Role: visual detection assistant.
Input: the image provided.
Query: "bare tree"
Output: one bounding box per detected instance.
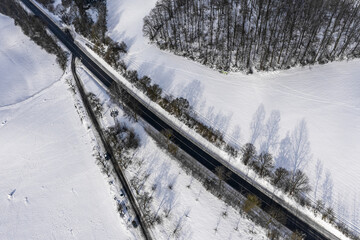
[261,110,281,153]
[289,119,312,175]
[250,104,266,145]
[322,207,335,223]
[87,92,103,118]
[241,143,257,166]
[286,170,311,196]
[321,170,333,207]
[138,191,153,211]
[253,152,274,178]
[272,167,290,190]
[314,159,323,200]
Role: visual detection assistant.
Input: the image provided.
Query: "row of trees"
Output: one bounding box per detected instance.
[241,143,311,198]
[248,105,312,177]
[47,0,109,43]
[109,69,239,154]
[56,0,131,71]
[0,0,68,70]
[144,0,360,71]
[247,105,360,239]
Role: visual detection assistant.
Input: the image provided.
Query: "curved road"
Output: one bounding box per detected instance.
[20,0,339,239]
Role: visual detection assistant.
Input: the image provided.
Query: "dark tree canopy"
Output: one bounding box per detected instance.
[144,0,360,72]
[241,143,257,166]
[253,152,274,177]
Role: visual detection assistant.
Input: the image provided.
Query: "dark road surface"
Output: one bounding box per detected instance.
[21,0,339,239]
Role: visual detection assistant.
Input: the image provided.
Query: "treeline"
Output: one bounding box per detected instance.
[36,0,119,68]
[108,68,239,157]
[241,143,313,202]
[41,0,108,43]
[54,0,126,68]
[65,0,107,42]
[88,25,234,154]
[143,0,360,72]
[0,0,67,70]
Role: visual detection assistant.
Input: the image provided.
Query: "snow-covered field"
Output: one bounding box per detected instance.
[0,14,136,239]
[77,65,271,240]
[0,16,61,107]
[106,0,360,228]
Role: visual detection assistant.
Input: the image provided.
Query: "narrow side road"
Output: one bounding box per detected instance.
[71,56,152,240]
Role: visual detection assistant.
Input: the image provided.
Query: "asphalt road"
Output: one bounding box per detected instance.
[20,0,338,239]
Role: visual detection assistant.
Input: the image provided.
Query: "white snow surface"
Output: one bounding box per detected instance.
[106,0,360,221]
[0,14,62,107]
[0,14,135,240]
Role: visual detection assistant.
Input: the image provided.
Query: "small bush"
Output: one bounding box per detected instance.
[290,230,304,240]
[242,194,260,213]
